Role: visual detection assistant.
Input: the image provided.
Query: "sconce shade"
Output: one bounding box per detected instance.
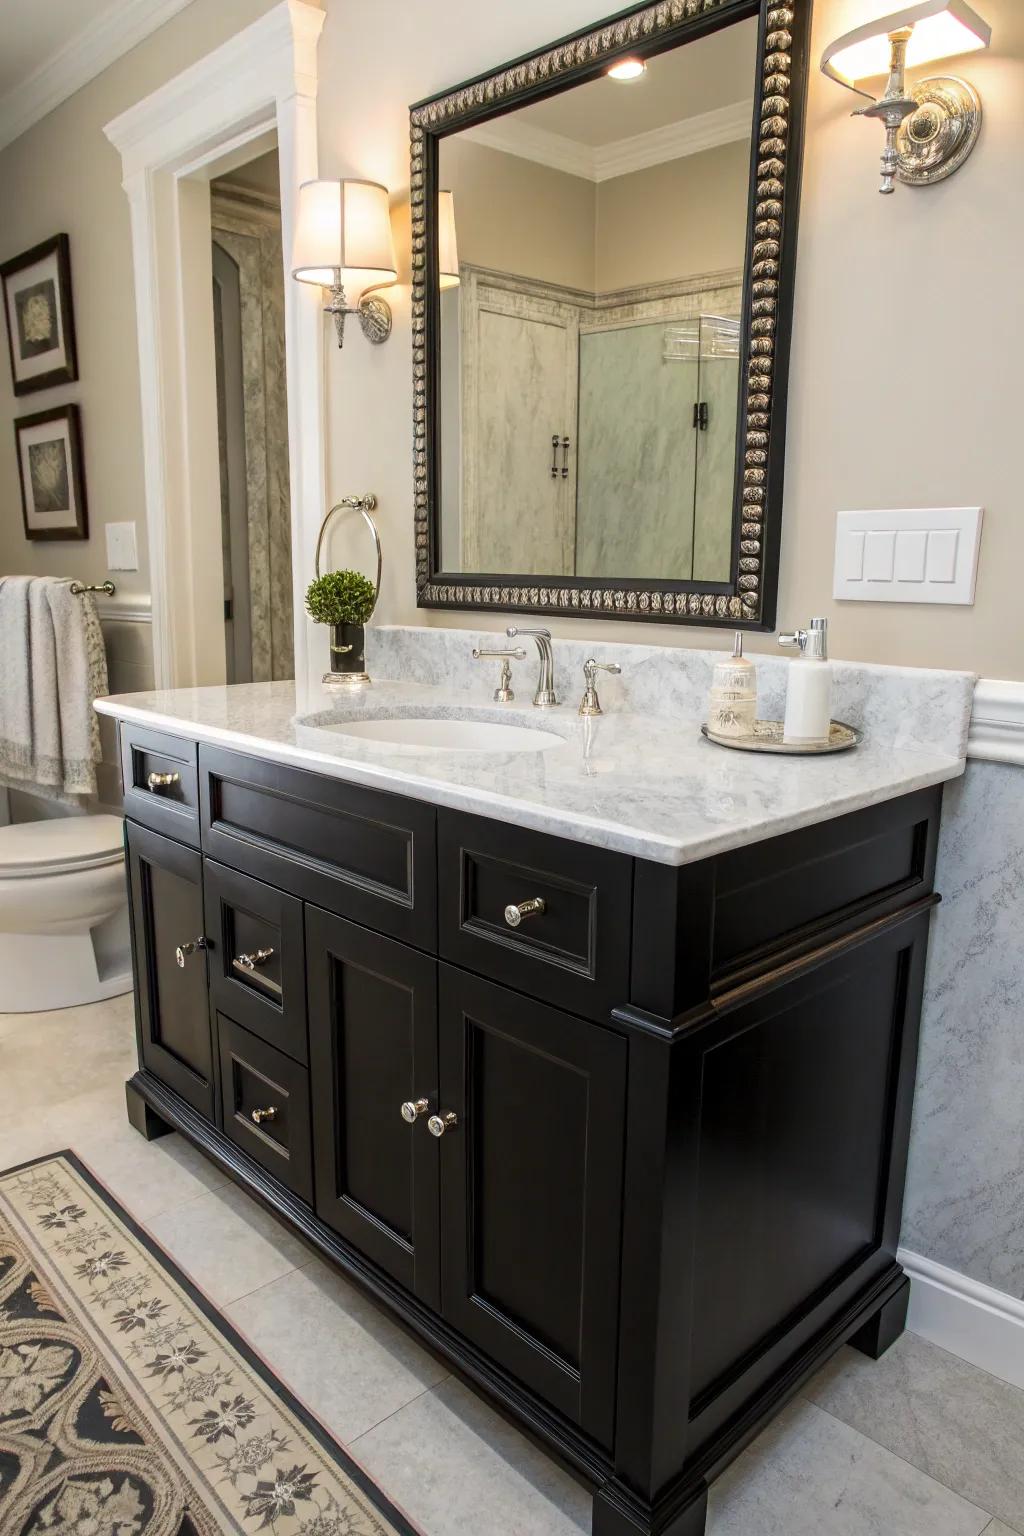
[438,190,460,290]
[293,179,397,294]
[821,0,990,90]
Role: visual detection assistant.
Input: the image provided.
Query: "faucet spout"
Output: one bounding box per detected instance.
[506,626,557,707]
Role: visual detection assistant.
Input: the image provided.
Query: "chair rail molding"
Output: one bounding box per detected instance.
[104,0,326,692]
[968,679,1024,766]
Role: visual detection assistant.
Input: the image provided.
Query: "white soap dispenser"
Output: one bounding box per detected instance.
[778,617,832,745]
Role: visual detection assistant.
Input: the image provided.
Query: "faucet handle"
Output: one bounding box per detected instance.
[579,658,622,717]
[472,646,525,703]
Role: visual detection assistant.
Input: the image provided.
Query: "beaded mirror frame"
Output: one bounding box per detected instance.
[410,0,810,630]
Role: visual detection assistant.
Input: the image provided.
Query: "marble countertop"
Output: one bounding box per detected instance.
[95,677,968,866]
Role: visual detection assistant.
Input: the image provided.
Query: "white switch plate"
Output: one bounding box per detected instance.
[105,521,138,571]
[833,507,983,605]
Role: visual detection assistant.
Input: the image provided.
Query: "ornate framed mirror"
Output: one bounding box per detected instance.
[410,0,810,630]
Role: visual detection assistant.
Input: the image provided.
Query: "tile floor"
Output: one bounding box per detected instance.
[2,995,1021,1536]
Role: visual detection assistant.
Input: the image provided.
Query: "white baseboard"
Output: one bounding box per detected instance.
[898,1247,1024,1390]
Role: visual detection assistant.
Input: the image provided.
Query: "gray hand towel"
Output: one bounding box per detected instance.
[0,575,109,800]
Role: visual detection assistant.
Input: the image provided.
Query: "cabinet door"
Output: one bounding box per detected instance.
[438,966,626,1445]
[126,820,214,1118]
[306,906,440,1309]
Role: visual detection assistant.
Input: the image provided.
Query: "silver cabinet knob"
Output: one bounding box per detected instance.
[504,897,546,929]
[175,937,207,968]
[235,946,274,971]
[147,770,180,792]
[401,1098,429,1124]
[250,1106,277,1125]
[427,1111,458,1138]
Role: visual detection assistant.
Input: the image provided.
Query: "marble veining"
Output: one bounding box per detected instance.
[96,628,970,867]
[902,758,1024,1298]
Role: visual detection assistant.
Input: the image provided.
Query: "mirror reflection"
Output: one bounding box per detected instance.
[437,18,757,584]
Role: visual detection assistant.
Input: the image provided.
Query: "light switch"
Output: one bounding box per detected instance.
[105,521,138,571]
[894,530,928,583]
[833,508,982,605]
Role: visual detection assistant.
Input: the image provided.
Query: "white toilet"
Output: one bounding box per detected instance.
[0,814,132,1012]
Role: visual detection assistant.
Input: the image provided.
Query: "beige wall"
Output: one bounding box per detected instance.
[0,0,279,649]
[595,140,750,291]
[439,138,596,291]
[2,0,1022,680]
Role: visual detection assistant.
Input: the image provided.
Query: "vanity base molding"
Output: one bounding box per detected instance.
[124,1066,913,1536]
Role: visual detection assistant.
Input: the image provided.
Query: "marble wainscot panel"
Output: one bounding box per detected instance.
[902,757,1024,1298]
[95,632,971,867]
[366,625,974,758]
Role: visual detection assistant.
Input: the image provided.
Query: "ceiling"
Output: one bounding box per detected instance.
[519,17,758,146]
[0,0,193,152]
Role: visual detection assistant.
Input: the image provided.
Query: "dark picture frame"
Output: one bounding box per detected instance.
[1,233,79,395]
[410,0,811,631]
[14,403,89,541]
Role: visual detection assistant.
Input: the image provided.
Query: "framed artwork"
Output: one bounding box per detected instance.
[1,234,78,395]
[14,404,88,541]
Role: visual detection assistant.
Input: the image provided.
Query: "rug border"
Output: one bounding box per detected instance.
[0,1147,423,1536]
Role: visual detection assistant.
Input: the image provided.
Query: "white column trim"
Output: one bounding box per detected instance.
[968,679,1024,766]
[899,1247,1024,1391]
[104,0,326,691]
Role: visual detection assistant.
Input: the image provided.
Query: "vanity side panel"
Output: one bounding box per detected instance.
[684,902,934,1465]
[710,786,941,987]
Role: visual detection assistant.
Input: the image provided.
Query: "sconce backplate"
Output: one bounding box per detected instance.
[358,295,393,345]
[897,76,982,187]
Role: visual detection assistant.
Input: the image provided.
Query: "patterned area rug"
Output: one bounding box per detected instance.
[0,1152,418,1536]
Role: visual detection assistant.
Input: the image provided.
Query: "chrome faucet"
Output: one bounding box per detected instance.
[506,626,557,707]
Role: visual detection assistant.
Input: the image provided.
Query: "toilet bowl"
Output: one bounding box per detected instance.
[0,814,132,1012]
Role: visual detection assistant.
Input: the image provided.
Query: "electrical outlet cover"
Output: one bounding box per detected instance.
[105,521,139,572]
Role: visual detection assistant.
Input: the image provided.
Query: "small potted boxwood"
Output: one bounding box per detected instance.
[305,568,377,680]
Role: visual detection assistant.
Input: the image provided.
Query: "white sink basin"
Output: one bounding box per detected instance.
[320,716,565,753]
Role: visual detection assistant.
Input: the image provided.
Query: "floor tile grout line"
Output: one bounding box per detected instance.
[801,1394,1000,1530]
[221,1261,309,1312]
[347,1380,450,1449]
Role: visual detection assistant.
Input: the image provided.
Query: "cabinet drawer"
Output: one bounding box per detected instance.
[438,809,632,1022]
[121,724,200,847]
[205,860,307,1064]
[200,746,437,950]
[217,1013,313,1202]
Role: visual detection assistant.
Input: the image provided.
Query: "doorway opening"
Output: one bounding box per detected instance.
[211,145,294,684]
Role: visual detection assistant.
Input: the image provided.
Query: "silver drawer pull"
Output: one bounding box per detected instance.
[504,897,546,929]
[231,949,282,996]
[235,947,274,971]
[250,1106,277,1126]
[428,1111,458,1138]
[401,1098,429,1124]
[175,937,207,968]
[147,770,180,792]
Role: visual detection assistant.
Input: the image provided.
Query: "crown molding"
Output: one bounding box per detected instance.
[968,678,1024,766]
[461,98,753,184]
[0,0,195,154]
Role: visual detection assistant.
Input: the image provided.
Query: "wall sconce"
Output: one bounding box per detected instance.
[821,1,991,193]
[438,190,460,289]
[293,179,397,347]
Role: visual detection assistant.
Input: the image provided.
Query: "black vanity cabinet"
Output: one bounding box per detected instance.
[120,724,943,1536]
[125,819,215,1118]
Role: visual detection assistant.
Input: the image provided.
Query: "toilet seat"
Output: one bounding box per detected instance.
[0,814,124,878]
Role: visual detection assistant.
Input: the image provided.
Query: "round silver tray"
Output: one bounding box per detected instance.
[700,719,861,755]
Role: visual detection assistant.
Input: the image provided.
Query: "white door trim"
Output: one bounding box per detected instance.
[104,0,326,690]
